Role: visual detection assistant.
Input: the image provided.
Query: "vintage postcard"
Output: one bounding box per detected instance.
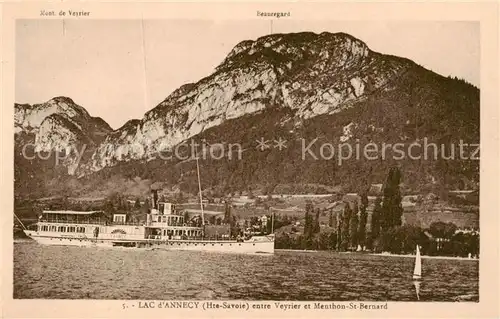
[1,1,499,318]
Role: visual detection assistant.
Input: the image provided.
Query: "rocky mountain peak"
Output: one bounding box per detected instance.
[85,32,413,173]
[47,96,76,106]
[15,97,112,174]
[219,32,371,73]
[14,96,95,133]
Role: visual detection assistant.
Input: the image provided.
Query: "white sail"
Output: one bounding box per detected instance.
[413,245,422,279]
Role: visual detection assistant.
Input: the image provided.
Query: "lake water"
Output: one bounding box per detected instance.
[14,241,478,301]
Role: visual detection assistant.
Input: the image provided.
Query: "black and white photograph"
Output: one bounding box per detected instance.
[8,5,494,312]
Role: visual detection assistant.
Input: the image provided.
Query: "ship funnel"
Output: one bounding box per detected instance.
[151,189,159,209]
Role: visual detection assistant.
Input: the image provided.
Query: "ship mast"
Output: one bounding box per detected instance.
[195,147,205,228]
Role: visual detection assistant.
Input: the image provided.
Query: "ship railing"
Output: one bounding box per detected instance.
[148,222,199,227]
[38,219,146,226]
[145,235,262,242]
[39,219,108,225]
[110,221,145,226]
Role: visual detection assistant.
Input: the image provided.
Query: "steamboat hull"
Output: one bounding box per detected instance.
[23,231,275,254]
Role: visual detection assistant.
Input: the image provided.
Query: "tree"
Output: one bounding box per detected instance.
[313,208,320,234]
[230,215,239,237]
[379,225,427,254]
[103,199,115,214]
[276,233,292,249]
[340,203,352,251]
[373,197,382,233]
[140,198,151,214]
[301,201,315,249]
[381,167,403,231]
[358,192,368,249]
[304,201,314,238]
[349,203,359,249]
[328,210,334,227]
[134,198,141,209]
[329,232,338,250]
[104,192,129,214]
[367,196,382,251]
[250,216,259,226]
[209,215,216,225]
[336,213,342,251]
[318,232,330,250]
[429,221,457,239]
[223,202,231,224]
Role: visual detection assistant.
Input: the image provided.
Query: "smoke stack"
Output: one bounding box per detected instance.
[151,189,158,209]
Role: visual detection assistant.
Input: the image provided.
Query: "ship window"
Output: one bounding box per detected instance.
[50,226,56,231]
[113,214,126,223]
[68,227,76,233]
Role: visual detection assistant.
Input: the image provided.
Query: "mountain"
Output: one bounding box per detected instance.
[85,32,409,173]
[14,32,479,198]
[14,97,112,195]
[15,96,111,153]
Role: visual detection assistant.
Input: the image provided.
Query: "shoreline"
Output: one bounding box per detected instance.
[276,249,318,253]
[369,252,479,261]
[276,249,479,260]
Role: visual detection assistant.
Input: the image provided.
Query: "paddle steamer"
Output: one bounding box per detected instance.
[23,197,274,253]
[22,157,274,254]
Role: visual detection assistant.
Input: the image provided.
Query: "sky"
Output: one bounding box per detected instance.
[16,20,479,129]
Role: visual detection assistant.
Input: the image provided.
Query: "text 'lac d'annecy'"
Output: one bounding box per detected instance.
[134,301,388,311]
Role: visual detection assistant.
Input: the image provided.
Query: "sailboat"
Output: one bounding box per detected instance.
[413,245,422,280]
